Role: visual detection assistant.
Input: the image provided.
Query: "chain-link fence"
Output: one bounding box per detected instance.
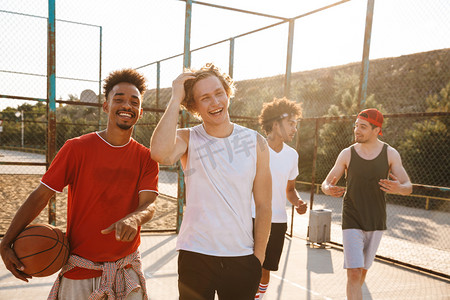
[295,113,449,276]
[0,0,449,277]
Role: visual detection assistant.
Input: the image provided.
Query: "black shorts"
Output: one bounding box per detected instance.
[178,250,262,300]
[262,222,287,271]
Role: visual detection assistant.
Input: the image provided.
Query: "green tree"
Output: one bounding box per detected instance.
[0,103,47,149]
[398,82,450,187]
[292,79,325,117]
[316,72,381,183]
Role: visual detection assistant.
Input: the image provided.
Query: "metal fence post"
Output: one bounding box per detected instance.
[47,0,57,225]
[284,19,295,98]
[156,61,161,109]
[229,37,235,79]
[183,0,192,70]
[98,26,103,131]
[357,0,375,110]
[177,0,192,233]
[285,19,295,235]
[310,119,320,210]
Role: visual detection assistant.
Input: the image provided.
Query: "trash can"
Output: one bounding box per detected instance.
[308,209,332,244]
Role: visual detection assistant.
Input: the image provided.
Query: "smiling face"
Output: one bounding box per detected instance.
[192,75,230,125]
[354,118,380,143]
[103,82,143,131]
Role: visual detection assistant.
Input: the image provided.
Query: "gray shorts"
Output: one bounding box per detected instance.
[342,229,383,270]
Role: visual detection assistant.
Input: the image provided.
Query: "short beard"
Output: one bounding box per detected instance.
[355,137,367,143]
[117,123,133,130]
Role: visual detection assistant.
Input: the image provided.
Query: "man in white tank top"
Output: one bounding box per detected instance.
[252,98,308,299]
[151,63,272,300]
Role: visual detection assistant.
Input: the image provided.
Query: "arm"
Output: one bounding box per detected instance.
[379,147,412,196]
[150,72,194,165]
[321,148,349,197]
[0,184,55,282]
[252,134,272,264]
[286,180,307,214]
[101,191,158,242]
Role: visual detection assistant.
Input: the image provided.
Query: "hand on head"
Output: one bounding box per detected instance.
[171,72,195,104]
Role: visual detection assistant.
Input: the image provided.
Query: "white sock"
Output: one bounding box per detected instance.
[258,283,269,299]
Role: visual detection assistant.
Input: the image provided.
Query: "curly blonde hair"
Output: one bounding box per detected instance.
[259,97,303,134]
[181,63,235,116]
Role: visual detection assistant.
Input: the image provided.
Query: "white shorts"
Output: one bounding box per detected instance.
[342,229,384,270]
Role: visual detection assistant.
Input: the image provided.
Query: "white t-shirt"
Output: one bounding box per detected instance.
[177,124,258,256]
[252,143,299,223]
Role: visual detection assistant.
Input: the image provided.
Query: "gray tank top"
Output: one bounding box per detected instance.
[342,143,389,231]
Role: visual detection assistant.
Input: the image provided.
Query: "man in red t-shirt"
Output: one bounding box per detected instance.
[0,69,159,299]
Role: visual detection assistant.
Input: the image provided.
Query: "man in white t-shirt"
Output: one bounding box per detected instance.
[252,97,307,299]
[151,63,272,300]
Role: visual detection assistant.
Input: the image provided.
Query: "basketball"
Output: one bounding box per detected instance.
[12,223,70,277]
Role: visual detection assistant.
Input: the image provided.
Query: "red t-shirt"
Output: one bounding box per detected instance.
[41,132,159,279]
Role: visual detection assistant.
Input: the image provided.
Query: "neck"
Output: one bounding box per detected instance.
[202,119,234,138]
[358,138,382,151]
[99,126,132,146]
[267,133,284,152]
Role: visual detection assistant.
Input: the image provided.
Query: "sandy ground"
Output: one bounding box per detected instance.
[0,174,177,234]
[1,174,449,276]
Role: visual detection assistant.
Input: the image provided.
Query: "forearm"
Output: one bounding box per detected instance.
[124,202,156,227]
[253,204,271,259]
[253,134,271,261]
[1,188,50,248]
[101,193,158,242]
[150,99,181,163]
[398,182,413,195]
[0,193,47,282]
[286,189,302,206]
[321,177,346,197]
[321,180,331,195]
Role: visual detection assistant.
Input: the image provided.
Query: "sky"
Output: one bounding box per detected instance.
[0,0,449,110]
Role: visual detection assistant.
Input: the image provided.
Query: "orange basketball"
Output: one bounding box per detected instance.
[13,223,70,277]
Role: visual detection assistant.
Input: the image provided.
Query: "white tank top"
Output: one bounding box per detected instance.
[176,123,258,256]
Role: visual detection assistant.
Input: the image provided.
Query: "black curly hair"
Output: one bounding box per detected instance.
[259,97,302,134]
[103,68,147,100]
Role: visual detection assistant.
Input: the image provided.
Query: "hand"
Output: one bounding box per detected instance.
[171,72,195,104]
[379,173,402,194]
[254,250,265,265]
[324,176,346,197]
[295,200,308,215]
[0,243,32,282]
[101,218,139,242]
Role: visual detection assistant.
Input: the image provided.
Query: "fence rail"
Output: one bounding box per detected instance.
[0,0,449,277]
[296,180,450,210]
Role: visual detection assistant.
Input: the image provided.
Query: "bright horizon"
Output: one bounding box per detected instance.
[0,0,449,110]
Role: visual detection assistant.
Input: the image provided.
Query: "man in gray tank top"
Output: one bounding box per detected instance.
[321,109,412,300]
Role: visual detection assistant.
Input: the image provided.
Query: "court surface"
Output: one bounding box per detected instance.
[1,233,449,299]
